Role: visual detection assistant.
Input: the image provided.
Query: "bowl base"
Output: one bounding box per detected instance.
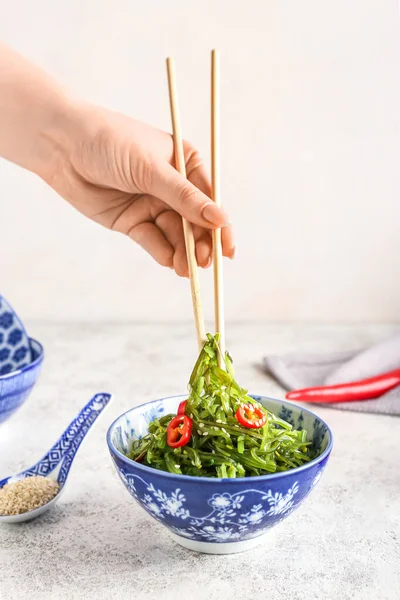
[169,532,267,555]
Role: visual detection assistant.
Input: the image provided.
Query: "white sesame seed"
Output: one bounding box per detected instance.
[190,413,194,419]
[197,430,202,435]
[216,419,223,423]
[0,476,59,516]
[199,423,205,428]
[211,449,216,454]
[202,431,209,436]
[174,465,180,469]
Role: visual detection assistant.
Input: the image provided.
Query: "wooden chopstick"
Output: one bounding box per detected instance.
[211,49,225,367]
[166,57,207,352]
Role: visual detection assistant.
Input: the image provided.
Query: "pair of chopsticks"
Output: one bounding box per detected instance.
[166,50,225,367]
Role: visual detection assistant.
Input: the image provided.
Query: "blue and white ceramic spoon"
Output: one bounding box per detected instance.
[0,392,112,524]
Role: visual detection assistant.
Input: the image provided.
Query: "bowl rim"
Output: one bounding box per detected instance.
[106,394,334,484]
[0,337,44,380]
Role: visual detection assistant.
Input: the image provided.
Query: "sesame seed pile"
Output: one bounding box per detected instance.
[0,476,59,516]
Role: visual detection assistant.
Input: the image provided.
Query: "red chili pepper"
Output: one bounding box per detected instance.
[135,452,146,463]
[167,415,193,448]
[177,400,187,416]
[286,368,400,404]
[235,403,267,429]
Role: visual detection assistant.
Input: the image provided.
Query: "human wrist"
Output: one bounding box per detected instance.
[0,44,84,182]
[32,92,82,183]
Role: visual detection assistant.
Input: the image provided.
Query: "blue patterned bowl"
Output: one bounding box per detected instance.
[0,338,44,424]
[0,295,32,375]
[107,395,333,554]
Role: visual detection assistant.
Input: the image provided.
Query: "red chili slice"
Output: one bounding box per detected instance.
[235,403,267,429]
[167,415,193,448]
[177,400,187,416]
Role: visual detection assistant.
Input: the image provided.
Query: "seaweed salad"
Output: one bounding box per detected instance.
[128,335,311,478]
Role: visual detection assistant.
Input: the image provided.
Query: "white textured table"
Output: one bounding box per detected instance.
[1,323,399,600]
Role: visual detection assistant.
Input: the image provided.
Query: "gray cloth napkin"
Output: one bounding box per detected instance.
[264,333,400,416]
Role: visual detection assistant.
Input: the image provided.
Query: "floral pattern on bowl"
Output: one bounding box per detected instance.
[107,395,333,554]
[0,295,31,376]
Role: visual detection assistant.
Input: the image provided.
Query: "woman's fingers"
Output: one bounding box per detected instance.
[185,155,212,198]
[155,209,189,277]
[125,200,213,276]
[186,150,235,261]
[193,226,212,268]
[187,161,214,268]
[221,224,235,259]
[155,215,213,277]
[127,138,234,273]
[149,163,230,229]
[128,221,174,268]
[129,216,231,273]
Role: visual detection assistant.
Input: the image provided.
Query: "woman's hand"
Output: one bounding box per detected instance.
[44,103,234,276]
[0,43,234,276]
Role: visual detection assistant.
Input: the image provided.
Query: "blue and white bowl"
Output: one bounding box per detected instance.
[0,338,44,424]
[0,295,31,375]
[107,395,333,554]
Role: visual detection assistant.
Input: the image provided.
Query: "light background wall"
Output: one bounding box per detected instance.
[1,0,399,323]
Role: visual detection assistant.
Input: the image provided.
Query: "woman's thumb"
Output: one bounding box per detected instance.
[150,164,229,228]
